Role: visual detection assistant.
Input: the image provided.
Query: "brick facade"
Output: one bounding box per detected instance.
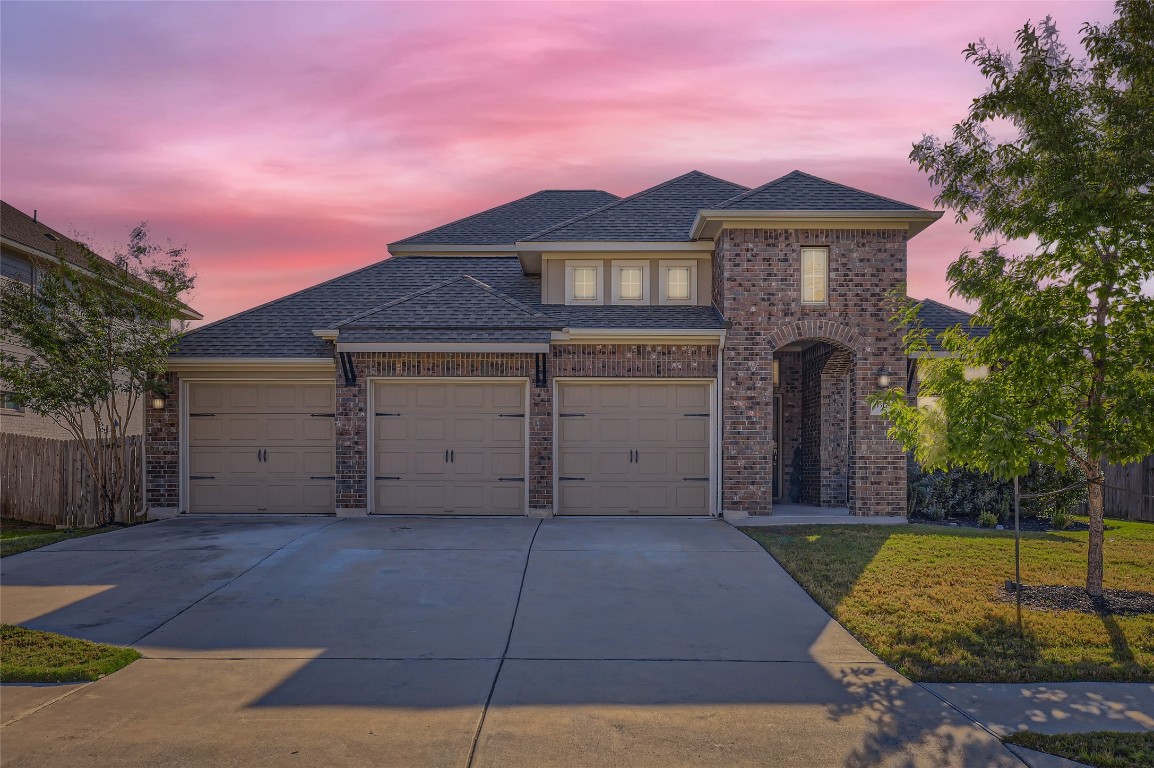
[144,371,180,510]
[715,227,908,516]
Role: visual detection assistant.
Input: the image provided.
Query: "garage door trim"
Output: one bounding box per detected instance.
[178,376,336,514]
[367,377,532,515]
[552,377,718,517]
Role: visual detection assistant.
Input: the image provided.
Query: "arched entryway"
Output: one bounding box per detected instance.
[773,338,854,509]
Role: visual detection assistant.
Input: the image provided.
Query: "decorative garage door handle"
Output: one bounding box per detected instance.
[189,475,216,480]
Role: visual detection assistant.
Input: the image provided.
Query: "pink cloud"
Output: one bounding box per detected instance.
[1,1,1116,324]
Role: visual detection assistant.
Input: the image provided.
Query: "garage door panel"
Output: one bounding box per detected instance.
[414,417,446,441]
[453,418,484,442]
[416,385,448,409]
[377,417,408,441]
[491,450,524,476]
[187,382,335,514]
[414,451,448,475]
[557,381,710,515]
[490,384,524,409]
[491,418,523,442]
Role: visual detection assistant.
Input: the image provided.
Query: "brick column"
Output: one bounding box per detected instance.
[145,371,180,514]
[335,355,368,514]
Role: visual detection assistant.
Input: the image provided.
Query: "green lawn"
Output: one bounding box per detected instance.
[0,624,141,683]
[1004,731,1154,768]
[0,518,117,557]
[741,520,1154,682]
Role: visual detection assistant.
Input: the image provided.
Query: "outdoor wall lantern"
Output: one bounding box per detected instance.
[150,393,167,410]
[876,367,893,389]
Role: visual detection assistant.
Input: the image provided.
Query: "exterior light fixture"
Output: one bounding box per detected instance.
[877,367,893,389]
[772,359,780,387]
[150,393,167,410]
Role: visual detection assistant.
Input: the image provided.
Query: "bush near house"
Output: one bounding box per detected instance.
[908,461,1086,523]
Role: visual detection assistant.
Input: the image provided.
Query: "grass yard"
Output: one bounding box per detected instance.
[1004,731,1154,768]
[742,520,1154,683]
[0,518,117,557]
[0,624,141,683]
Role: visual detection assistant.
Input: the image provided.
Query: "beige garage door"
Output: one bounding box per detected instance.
[187,382,335,513]
[374,381,526,515]
[556,381,711,515]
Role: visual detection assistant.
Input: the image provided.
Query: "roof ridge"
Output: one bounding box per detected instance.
[715,170,924,211]
[335,273,549,328]
[523,170,748,242]
[389,189,620,246]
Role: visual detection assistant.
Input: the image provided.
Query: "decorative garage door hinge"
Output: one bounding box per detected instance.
[375,476,401,481]
[189,475,216,480]
[558,476,585,481]
[498,413,525,417]
[683,413,710,417]
[309,476,336,480]
[189,413,216,417]
[683,477,709,482]
[558,413,586,418]
[309,412,336,417]
[498,477,525,482]
[375,412,401,417]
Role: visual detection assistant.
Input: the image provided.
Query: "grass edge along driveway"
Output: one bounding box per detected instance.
[1004,731,1154,768]
[0,625,141,683]
[1,518,119,558]
[741,520,1154,683]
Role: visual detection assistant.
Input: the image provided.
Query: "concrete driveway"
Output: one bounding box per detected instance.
[0,517,1019,767]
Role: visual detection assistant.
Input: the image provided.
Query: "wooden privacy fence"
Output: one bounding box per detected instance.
[1103,456,1154,522]
[0,433,143,527]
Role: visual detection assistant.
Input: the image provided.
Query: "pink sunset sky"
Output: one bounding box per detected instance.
[1,1,1116,325]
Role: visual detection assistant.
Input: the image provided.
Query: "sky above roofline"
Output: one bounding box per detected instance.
[0,1,1116,325]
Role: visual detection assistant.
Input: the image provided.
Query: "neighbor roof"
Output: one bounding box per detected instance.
[392,190,620,246]
[2,201,106,271]
[525,171,749,242]
[715,171,924,211]
[918,298,991,351]
[174,256,726,357]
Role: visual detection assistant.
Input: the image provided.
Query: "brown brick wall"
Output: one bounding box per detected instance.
[145,372,180,509]
[716,227,908,516]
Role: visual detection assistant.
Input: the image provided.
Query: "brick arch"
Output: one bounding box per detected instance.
[767,321,865,355]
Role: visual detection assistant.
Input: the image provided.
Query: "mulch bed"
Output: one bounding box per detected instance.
[997,584,1154,616]
[911,515,1090,533]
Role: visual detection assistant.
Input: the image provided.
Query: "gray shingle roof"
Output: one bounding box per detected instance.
[339,329,553,344]
[715,170,924,211]
[337,275,550,329]
[173,256,725,358]
[917,298,991,351]
[525,171,748,242]
[392,190,620,246]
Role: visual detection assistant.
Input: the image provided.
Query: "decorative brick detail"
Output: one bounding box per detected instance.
[145,371,180,509]
[716,227,908,516]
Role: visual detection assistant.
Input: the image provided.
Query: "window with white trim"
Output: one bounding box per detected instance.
[565,260,604,305]
[801,246,829,304]
[1,391,25,413]
[659,260,697,305]
[611,260,650,304]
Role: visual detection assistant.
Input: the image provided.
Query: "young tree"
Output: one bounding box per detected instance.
[1,224,195,526]
[876,0,1154,597]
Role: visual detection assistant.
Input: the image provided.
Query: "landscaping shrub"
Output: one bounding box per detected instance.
[978,510,998,528]
[908,460,1086,521]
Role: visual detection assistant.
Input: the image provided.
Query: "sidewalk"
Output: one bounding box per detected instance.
[925,682,1154,768]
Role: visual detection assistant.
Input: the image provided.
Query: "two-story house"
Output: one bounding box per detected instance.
[147,170,954,519]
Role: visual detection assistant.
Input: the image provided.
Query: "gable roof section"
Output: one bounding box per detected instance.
[716,170,924,211]
[917,298,991,351]
[525,171,748,242]
[336,275,554,330]
[391,190,620,247]
[174,256,726,358]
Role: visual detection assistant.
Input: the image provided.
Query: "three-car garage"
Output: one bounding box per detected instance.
[177,376,715,516]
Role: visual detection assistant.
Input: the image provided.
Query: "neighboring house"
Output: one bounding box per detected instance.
[0,201,202,440]
[148,169,982,519]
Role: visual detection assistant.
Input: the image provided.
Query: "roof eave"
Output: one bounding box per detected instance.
[386,243,517,257]
[689,209,945,240]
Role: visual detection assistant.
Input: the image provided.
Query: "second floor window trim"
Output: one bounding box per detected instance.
[565,260,604,305]
[659,260,697,305]
[611,260,650,304]
[801,246,829,305]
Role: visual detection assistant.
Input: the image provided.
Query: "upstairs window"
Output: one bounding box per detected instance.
[659,260,698,305]
[565,261,604,305]
[0,253,34,286]
[611,260,650,304]
[2,391,25,413]
[801,246,828,304]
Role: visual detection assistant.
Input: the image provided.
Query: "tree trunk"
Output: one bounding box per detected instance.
[1086,471,1105,598]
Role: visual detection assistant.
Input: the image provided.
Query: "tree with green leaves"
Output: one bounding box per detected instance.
[1,224,195,526]
[875,0,1154,597]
